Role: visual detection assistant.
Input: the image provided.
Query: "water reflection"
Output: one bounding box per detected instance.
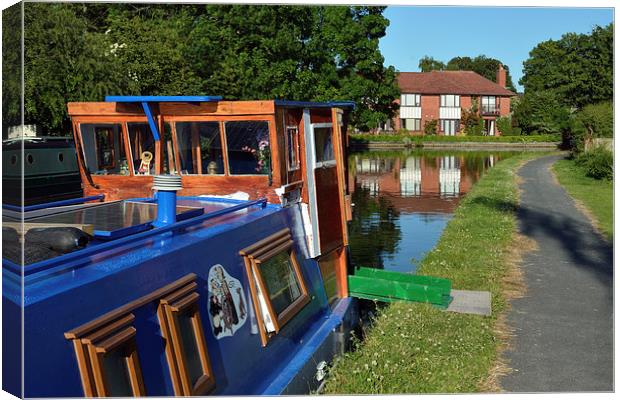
[348,151,508,273]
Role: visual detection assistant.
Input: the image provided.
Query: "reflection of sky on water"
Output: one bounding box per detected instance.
[384,212,452,273]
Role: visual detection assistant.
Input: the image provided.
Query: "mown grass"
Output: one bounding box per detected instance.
[350,133,561,144]
[552,158,613,240]
[322,152,546,394]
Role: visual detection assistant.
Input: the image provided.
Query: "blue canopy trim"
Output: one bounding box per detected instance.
[274,100,356,109]
[105,95,223,103]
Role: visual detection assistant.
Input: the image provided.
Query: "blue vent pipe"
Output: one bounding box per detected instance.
[152,175,182,227]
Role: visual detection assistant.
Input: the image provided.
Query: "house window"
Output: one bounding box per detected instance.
[127,123,156,175]
[481,96,497,113]
[401,94,421,107]
[225,121,271,175]
[175,122,224,175]
[401,118,421,131]
[80,124,128,175]
[67,313,145,397]
[158,282,215,396]
[286,126,300,171]
[239,228,310,346]
[440,95,460,108]
[440,119,460,136]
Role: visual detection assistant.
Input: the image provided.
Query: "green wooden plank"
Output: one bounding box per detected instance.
[348,275,445,305]
[353,267,451,293]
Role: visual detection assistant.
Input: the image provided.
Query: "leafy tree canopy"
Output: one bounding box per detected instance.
[520,23,612,109]
[6,3,398,134]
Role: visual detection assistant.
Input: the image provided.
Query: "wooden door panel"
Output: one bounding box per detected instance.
[314,167,343,254]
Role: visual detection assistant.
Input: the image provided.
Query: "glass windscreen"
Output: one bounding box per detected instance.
[175,122,224,175]
[127,123,155,175]
[225,121,270,175]
[80,124,127,175]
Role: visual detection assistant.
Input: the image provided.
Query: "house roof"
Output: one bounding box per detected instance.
[397,71,516,97]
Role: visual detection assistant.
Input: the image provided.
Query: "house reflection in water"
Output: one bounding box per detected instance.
[347,151,505,272]
[349,152,500,214]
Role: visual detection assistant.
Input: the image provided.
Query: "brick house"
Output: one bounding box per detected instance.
[392,65,516,136]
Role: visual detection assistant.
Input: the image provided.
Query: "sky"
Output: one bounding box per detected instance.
[380,6,614,92]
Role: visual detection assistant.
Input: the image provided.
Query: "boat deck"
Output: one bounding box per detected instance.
[2,196,276,272]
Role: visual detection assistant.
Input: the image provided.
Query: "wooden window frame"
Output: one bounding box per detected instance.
[70,313,146,397]
[157,282,215,396]
[286,125,301,171]
[65,274,215,397]
[239,228,310,347]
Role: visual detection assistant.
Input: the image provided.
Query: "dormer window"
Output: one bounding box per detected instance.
[440,95,460,108]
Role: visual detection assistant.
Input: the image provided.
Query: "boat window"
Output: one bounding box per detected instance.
[313,125,335,166]
[67,313,145,397]
[175,122,224,175]
[158,283,215,396]
[127,123,156,176]
[224,121,270,175]
[286,126,300,171]
[80,124,128,175]
[239,228,310,346]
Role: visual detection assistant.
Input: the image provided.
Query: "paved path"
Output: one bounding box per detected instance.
[500,155,613,392]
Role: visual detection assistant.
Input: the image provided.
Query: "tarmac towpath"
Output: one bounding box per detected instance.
[500,155,613,392]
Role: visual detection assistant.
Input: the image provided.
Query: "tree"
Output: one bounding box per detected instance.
[23,3,137,134]
[512,90,571,134]
[520,23,613,109]
[418,56,445,72]
[417,55,516,91]
[2,3,22,136]
[18,4,398,133]
[447,55,516,92]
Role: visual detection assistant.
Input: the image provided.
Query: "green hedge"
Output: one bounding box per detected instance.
[350,133,561,144]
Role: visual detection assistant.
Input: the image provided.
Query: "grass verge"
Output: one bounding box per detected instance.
[552,158,613,240]
[350,133,561,144]
[322,152,546,394]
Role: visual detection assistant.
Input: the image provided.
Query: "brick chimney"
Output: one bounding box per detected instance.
[496,64,506,88]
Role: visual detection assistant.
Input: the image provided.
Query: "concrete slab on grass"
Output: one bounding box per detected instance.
[445,290,491,316]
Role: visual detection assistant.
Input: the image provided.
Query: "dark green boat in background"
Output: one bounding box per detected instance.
[2,136,82,206]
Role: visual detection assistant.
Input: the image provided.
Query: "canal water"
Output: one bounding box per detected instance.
[347,150,515,273]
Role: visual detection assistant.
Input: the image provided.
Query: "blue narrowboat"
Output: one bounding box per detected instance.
[2,96,359,397]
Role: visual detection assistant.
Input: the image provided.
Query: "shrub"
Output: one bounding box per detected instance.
[569,102,613,151]
[465,119,485,136]
[575,145,613,180]
[496,116,520,136]
[424,119,437,135]
[461,99,481,134]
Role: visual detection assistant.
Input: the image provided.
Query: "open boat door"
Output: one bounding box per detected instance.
[301,108,351,301]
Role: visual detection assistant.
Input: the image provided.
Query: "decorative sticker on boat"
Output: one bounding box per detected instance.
[207,264,248,339]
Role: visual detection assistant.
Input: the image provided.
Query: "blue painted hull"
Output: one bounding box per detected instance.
[2,197,356,396]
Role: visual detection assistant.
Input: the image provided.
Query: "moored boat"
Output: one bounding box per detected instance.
[2,96,359,397]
